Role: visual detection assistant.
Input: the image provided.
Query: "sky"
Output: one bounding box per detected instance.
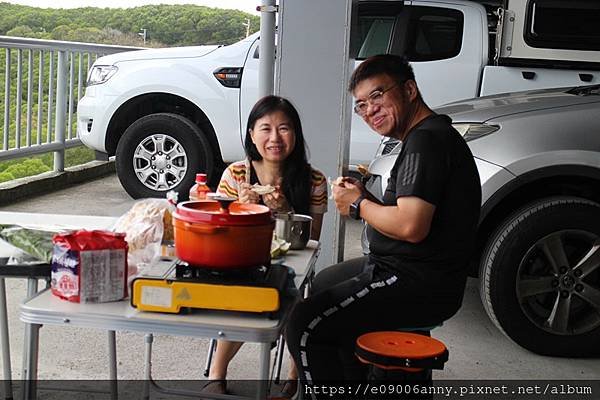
[4,0,261,15]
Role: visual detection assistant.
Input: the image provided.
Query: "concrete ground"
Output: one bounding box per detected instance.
[0,174,598,386]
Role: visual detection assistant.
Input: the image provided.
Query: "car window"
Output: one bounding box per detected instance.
[354,16,396,59]
[524,0,600,51]
[404,6,463,62]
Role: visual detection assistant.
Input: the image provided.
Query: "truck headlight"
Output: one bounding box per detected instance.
[86,65,118,86]
[452,123,499,141]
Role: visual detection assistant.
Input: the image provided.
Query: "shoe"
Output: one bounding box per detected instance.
[269,379,298,399]
[200,380,227,397]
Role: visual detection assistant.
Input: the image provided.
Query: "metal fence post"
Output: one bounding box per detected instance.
[54,50,67,172]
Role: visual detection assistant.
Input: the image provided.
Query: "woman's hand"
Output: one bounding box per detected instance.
[239,183,260,204]
[332,176,364,216]
[262,186,291,212]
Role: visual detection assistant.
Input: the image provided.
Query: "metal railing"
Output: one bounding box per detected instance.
[0,36,143,172]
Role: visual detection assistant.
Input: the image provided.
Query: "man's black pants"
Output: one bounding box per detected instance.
[285,256,453,388]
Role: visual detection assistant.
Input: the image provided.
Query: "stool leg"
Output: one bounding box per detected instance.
[203,339,217,377]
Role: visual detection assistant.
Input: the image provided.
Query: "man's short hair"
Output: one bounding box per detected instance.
[348,54,415,92]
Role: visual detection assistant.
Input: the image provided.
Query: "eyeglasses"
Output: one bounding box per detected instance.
[353,84,399,116]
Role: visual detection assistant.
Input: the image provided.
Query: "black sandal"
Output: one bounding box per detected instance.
[200,379,227,396]
[269,379,298,399]
[281,380,298,398]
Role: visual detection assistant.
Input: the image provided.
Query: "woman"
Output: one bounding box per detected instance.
[205,95,327,396]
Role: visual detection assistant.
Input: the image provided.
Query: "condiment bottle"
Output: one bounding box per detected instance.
[189,173,210,200]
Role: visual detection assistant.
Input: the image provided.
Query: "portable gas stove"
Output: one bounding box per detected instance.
[130,257,290,314]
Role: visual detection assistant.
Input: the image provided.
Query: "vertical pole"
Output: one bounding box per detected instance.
[0,278,13,398]
[26,49,33,147]
[142,333,153,399]
[47,51,54,144]
[21,279,39,400]
[108,331,118,400]
[258,0,276,97]
[37,50,44,145]
[256,342,271,400]
[3,49,11,151]
[54,50,67,172]
[22,323,40,400]
[16,49,22,149]
[68,52,75,140]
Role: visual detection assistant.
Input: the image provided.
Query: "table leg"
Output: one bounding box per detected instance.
[273,335,285,383]
[203,339,216,377]
[22,322,40,400]
[142,334,153,400]
[108,330,118,399]
[256,342,271,400]
[0,278,13,399]
[21,279,38,400]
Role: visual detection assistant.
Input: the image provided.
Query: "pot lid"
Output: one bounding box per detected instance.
[174,200,273,226]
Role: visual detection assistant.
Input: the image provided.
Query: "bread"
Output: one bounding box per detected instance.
[251,183,276,195]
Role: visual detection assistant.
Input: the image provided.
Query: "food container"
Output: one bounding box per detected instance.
[172,199,274,269]
[274,213,312,250]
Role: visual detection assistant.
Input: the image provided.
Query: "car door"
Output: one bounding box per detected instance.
[407,1,485,108]
[350,1,408,167]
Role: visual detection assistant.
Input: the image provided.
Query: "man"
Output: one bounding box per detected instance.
[285,54,481,390]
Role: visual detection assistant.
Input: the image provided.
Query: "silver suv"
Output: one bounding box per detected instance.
[363,84,600,356]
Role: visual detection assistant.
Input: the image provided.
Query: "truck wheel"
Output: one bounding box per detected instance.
[480,196,600,356]
[116,113,214,199]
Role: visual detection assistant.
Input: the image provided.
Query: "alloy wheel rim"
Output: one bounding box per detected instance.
[516,230,600,336]
[133,133,188,191]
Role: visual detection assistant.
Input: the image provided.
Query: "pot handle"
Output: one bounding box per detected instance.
[291,224,303,236]
[183,222,227,234]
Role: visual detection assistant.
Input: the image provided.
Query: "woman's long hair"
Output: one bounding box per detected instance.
[244,95,312,214]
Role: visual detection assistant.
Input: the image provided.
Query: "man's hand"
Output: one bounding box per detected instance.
[239,182,260,204]
[332,176,364,216]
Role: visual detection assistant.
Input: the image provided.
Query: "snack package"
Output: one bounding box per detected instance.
[112,198,175,271]
[51,230,128,303]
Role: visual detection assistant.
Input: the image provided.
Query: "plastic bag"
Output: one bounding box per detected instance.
[0,224,59,263]
[112,198,175,271]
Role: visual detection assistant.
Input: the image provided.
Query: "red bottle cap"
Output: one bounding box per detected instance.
[195,173,207,183]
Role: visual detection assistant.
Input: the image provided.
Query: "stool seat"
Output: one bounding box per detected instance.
[356,331,448,371]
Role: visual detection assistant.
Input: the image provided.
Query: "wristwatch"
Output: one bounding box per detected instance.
[349,194,366,220]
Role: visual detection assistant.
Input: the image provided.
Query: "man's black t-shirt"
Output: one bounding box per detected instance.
[367,114,481,303]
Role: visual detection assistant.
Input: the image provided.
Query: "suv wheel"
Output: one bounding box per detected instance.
[116,113,213,199]
[480,196,600,356]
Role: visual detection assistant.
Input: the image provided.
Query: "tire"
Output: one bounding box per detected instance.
[115,113,214,199]
[480,196,600,356]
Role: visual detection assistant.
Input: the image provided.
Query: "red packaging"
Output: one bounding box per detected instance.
[51,230,128,303]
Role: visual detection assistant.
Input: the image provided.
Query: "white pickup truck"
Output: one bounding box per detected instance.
[78,0,600,198]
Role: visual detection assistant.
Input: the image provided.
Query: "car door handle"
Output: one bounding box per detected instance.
[521,71,536,80]
[579,73,593,82]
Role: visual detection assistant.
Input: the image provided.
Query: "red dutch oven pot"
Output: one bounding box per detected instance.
[172,199,275,269]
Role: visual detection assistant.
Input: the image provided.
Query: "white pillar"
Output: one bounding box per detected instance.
[258,0,277,97]
[276,0,356,269]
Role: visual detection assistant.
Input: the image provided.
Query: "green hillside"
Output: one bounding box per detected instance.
[0,2,260,46]
[0,3,259,183]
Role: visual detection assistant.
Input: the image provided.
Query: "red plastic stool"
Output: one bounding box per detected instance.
[355,331,448,398]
